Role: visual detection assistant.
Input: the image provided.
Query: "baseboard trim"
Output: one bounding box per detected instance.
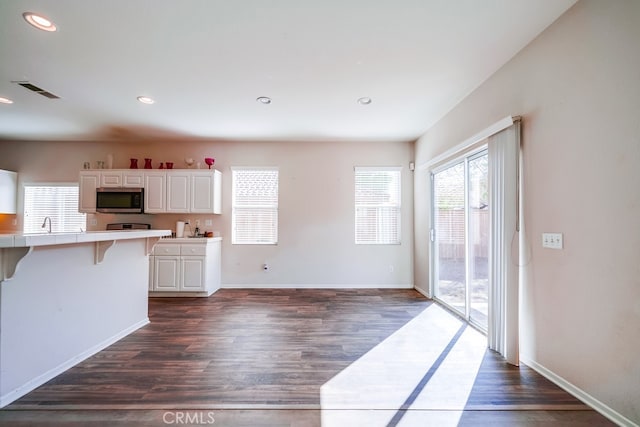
[520,355,638,427]
[0,318,150,409]
[221,283,414,289]
[413,285,431,298]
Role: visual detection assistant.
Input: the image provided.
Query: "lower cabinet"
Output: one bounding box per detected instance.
[149,238,221,296]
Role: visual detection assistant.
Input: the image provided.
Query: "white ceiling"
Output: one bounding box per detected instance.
[0,0,577,143]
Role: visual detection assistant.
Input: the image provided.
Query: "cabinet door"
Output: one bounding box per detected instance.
[144,172,166,213]
[123,171,144,188]
[181,256,205,291]
[191,170,221,214]
[190,171,216,213]
[79,171,99,213]
[100,171,123,187]
[167,172,190,213]
[0,169,17,214]
[154,256,180,291]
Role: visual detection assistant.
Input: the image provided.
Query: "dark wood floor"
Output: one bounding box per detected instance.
[1,289,615,426]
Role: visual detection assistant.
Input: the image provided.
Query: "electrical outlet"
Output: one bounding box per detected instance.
[90,219,97,226]
[542,233,563,249]
[205,219,212,226]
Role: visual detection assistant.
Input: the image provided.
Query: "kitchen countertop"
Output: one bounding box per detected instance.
[0,229,172,248]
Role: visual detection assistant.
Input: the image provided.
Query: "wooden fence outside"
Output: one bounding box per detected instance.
[436,208,489,259]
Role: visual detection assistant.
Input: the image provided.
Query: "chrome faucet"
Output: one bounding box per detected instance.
[42,216,52,233]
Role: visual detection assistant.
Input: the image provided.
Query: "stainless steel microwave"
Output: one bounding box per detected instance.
[96,188,144,213]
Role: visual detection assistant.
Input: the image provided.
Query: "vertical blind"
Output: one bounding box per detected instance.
[355,167,401,244]
[23,185,86,233]
[487,121,521,366]
[232,168,279,244]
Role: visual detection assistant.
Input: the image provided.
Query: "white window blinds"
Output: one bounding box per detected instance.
[23,184,86,233]
[355,167,401,244]
[232,168,279,244]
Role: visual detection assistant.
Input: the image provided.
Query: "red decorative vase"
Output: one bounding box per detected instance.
[144,158,153,169]
[129,158,138,169]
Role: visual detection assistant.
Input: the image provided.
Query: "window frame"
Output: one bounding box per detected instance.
[231,167,279,245]
[354,166,402,245]
[22,182,87,234]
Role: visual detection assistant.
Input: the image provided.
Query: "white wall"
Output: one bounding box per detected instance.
[414,0,639,424]
[0,139,414,288]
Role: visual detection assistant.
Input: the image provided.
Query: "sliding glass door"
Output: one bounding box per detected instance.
[432,150,488,331]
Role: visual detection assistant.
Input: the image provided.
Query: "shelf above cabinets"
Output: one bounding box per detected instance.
[79,169,221,214]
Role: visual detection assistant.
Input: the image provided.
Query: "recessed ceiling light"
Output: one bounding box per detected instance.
[256,96,272,105]
[137,96,155,105]
[357,97,372,105]
[0,97,14,104]
[23,12,57,32]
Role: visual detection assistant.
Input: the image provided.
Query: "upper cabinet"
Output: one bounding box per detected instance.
[166,171,191,213]
[79,171,99,213]
[79,169,221,214]
[166,170,222,214]
[100,170,144,188]
[144,171,167,214]
[0,169,17,214]
[191,170,221,214]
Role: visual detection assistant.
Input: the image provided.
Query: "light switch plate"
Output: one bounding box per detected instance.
[542,232,563,249]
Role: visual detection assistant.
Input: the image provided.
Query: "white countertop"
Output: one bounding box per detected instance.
[0,229,172,248]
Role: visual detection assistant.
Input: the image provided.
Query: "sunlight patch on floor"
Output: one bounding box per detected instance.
[320,304,486,426]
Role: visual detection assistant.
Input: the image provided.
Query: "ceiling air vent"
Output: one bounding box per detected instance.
[13,81,60,99]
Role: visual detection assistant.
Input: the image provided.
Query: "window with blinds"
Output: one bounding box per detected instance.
[355,167,401,244]
[23,184,86,233]
[232,168,279,244]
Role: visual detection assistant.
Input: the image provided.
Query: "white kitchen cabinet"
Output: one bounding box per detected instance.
[166,170,221,214]
[153,256,181,291]
[166,171,191,213]
[181,256,206,291]
[191,170,221,214]
[79,171,100,213]
[149,238,221,296]
[123,171,145,187]
[100,171,123,187]
[100,171,144,187]
[78,169,221,214]
[144,172,166,213]
[0,169,17,214]
[98,170,145,188]
[79,170,145,213]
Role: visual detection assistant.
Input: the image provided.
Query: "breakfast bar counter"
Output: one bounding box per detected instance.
[0,229,171,407]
